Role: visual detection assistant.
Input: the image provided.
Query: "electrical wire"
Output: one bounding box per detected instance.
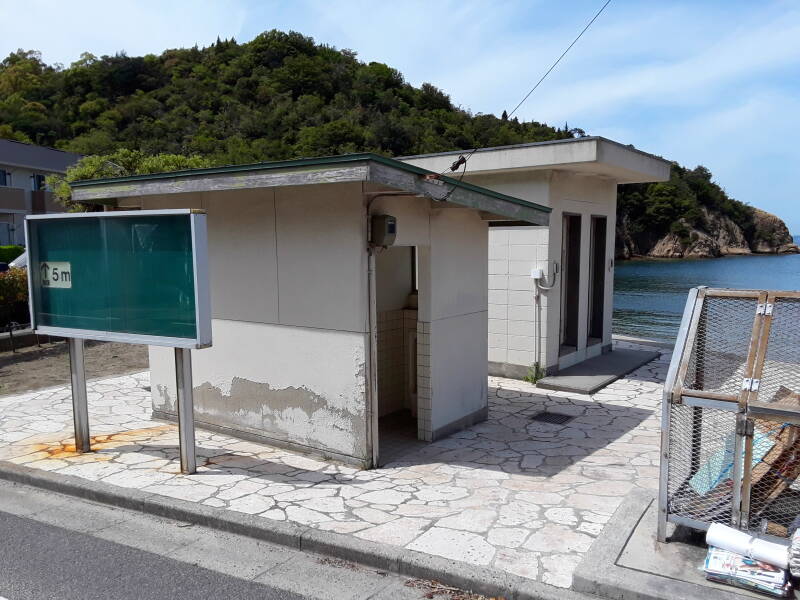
[507,0,612,120]
[435,0,612,201]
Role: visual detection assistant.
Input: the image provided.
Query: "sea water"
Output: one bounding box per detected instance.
[613,252,800,343]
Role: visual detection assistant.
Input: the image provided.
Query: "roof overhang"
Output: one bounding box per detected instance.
[400,137,671,184]
[71,153,551,226]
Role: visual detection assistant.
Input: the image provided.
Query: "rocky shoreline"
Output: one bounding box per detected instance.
[616,207,799,259]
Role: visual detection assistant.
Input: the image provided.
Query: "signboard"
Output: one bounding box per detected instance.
[25,209,211,349]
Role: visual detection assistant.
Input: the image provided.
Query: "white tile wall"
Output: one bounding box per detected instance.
[488,289,508,305]
[416,320,431,441]
[488,346,507,363]
[488,226,549,371]
[488,274,508,290]
[488,318,507,334]
[377,309,418,418]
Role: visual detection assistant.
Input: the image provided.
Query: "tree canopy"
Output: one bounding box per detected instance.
[46,149,213,210]
[0,32,579,162]
[617,163,756,252]
[1,31,760,247]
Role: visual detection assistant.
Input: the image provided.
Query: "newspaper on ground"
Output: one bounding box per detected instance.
[704,547,792,598]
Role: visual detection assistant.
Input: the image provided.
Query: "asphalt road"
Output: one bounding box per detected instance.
[0,480,428,600]
[0,511,303,600]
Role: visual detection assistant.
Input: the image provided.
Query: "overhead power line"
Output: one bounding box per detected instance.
[437,0,612,200]
[507,0,612,120]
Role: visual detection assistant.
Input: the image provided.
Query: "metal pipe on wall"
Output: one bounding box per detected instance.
[533,261,559,370]
[363,190,417,468]
[367,248,379,468]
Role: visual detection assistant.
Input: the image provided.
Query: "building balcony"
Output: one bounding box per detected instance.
[0,187,26,211]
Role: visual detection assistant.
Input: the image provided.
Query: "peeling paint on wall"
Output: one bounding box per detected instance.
[190,376,366,459]
[149,321,370,462]
[155,384,174,413]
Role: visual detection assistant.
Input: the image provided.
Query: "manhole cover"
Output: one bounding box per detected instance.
[530,412,573,425]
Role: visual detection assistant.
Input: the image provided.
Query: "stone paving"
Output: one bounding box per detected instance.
[0,341,668,590]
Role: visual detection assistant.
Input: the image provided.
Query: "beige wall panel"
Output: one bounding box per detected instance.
[428,208,488,321]
[429,310,488,432]
[150,320,369,463]
[203,188,279,323]
[376,246,413,313]
[140,194,203,209]
[370,194,431,247]
[275,183,368,333]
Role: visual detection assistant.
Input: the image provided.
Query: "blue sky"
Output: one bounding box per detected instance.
[1,0,798,232]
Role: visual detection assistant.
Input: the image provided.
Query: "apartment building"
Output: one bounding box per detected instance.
[0,139,81,245]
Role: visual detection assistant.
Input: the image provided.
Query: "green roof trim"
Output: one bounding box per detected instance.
[70,152,551,215]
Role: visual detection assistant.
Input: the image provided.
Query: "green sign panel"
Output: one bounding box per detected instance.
[26,210,211,348]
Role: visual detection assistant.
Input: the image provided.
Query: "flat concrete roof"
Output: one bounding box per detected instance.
[70,153,552,226]
[0,139,82,173]
[400,136,672,184]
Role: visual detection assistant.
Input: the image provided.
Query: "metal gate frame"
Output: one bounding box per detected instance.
[658,286,800,541]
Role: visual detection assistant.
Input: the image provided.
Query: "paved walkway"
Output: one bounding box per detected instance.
[0,342,668,590]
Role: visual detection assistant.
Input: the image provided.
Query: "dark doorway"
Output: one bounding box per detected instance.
[588,216,607,343]
[375,245,422,465]
[560,214,582,351]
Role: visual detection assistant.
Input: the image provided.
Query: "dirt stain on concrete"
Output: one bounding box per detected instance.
[31,425,175,459]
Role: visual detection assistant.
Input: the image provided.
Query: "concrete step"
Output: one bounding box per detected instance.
[537,348,660,394]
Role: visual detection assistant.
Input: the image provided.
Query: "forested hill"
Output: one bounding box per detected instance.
[0,31,579,160]
[617,164,797,258]
[0,30,794,257]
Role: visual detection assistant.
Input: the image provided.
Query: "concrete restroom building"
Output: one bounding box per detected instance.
[402,137,671,378]
[70,154,551,468]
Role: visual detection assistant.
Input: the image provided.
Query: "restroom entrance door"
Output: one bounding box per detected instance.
[588,216,607,344]
[560,214,581,352]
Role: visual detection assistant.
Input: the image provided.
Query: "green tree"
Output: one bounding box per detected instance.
[0,30,580,164]
[47,149,212,210]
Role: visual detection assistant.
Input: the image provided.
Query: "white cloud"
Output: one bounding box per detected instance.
[515,7,800,124]
[653,90,800,230]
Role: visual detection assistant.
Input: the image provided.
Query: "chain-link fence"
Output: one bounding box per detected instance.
[665,403,737,527]
[659,288,800,542]
[683,296,757,397]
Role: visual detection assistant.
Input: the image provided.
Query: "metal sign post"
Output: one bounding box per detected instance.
[68,337,90,453]
[64,340,197,473]
[174,348,197,474]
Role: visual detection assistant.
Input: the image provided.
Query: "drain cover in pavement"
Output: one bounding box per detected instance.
[530,412,574,425]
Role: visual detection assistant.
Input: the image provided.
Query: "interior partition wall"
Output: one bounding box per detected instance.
[560,213,582,352]
[588,216,607,343]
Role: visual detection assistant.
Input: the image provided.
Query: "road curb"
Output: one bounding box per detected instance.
[0,460,593,600]
[573,489,747,600]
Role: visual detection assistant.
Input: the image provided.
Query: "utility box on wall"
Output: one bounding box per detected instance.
[371,214,397,247]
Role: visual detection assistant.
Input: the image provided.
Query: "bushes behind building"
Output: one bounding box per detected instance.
[0,245,23,264]
[0,267,29,327]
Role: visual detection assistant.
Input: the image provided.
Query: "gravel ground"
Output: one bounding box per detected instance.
[0,340,149,397]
